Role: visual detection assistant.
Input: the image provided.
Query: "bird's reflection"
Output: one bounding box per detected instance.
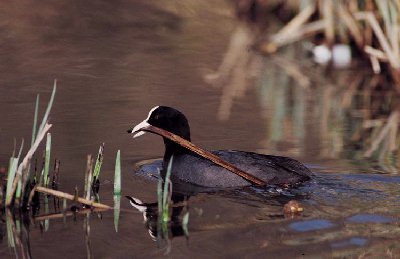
[126,191,189,242]
[126,176,311,246]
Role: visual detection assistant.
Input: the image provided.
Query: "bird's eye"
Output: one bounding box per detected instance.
[154,115,160,120]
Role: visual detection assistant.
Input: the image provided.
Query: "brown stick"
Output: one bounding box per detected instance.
[142,125,266,186]
[35,186,112,209]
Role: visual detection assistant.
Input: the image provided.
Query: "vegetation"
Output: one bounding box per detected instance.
[1,81,120,211]
[261,0,400,91]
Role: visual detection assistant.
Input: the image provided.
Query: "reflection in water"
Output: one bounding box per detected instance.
[330,237,368,249]
[84,213,92,259]
[206,13,400,173]
[289,219,336,232]
[204,23,262,120]
[126,192,189,255]
[347,214,396,224]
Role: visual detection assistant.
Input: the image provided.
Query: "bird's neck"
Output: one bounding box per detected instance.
[162,138,189,163]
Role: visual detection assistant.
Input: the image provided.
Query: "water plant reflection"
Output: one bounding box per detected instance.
[127,157,190,255]
[206,20,400,173]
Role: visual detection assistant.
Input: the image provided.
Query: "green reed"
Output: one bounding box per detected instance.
[31,94,39,147]
[114,150,122,232]
[93,143,104,183]
[114,150,121,195]
[43,133,52,186]
[5,81,56,207]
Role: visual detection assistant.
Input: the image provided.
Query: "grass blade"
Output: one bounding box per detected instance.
[37,80,56,139]
[157,176,163,221]
[6,139,24,205]
[6,209,15,248]
[31,94,40,147]
[162,156,173,223]
[43,133,51,186]
[6,123,52,207]
[6,158,18,206]
[114,150,121,195]
[93,143,105,181]
[114,194,121,232]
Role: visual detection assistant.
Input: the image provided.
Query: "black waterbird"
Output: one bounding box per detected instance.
[128,106,312,188]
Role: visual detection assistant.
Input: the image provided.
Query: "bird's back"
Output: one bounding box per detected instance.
[169,150,312,188]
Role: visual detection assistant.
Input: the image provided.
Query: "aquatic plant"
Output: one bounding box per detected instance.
[3,81,113,210]
[156,156,174,254]
[5,140,24,206]
[43,133,52,187]
[114,150,122,232]
[84,155,94,201]
[31,95,39,146]
[114,150,121,195]
[160,156,173,223]
[5,81,56,207]
[92,143,105,187]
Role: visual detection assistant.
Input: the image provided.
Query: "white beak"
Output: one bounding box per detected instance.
[129,119,150,138]
[128,106,159,138]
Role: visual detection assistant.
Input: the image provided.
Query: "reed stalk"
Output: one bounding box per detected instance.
[162,157,173,223]
[36,80,56,140]
[114,194,121,232]
[84,155,93,201]
[43,133,51,186]
[93,143,104,182]
[5,140,24,206]
[31,94,39,147]
[35,186,112,209]
[114,150,121,195]
[6,123,52,207]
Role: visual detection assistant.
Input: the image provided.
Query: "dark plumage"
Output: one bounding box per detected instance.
[128,106,312,188]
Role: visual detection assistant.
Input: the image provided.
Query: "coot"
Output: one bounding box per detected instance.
[128,106,312,187]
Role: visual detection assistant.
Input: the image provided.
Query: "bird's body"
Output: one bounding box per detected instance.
[128,106,312,188]
[169,150,311,187]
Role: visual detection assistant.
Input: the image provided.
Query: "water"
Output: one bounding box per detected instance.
[0,1,399,258]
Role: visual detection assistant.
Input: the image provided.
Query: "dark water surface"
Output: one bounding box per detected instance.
[0,1,399,258]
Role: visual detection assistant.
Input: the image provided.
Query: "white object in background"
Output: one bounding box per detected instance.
[332,44,351,68]
[313,45,331,65]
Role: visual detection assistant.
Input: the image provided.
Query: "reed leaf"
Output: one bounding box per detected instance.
[6,210,15,248]
[157,176,163,221]
[114,194,121,233]
[6,140,24,205]
[14,139,24,200]
[43,133,51,186]
[6,158,18,207]
[6,123,52,207]
[162,156,173,223]
[31,94,39,147]
[93,143,105,181]
[84,155,93,201]
[36,80,56,140]
[114,150,121,195]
